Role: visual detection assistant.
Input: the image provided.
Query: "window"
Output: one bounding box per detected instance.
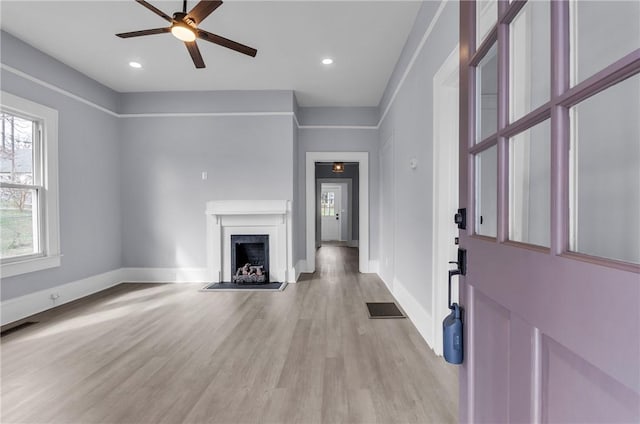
[321,191,335,217]
[1,92,60,277]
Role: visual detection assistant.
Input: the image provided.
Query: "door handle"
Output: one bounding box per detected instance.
[447,248,466,309]
[447,268,461,310]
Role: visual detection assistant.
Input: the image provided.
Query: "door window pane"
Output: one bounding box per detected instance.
[569,74,640,264]
[509,120,551,247]
[1,187,38,258]
[321,191,335,217]
[510,0,550,122]
[476,44,498,143]
[570,0,640,86]
[476,0,498,45]
[475,145,498,237]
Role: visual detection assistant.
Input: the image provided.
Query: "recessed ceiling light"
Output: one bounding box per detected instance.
[322,58,334,65]
[129,61,142,69]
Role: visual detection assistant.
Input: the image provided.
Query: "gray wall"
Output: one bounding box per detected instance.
[377,1,459,314]
[298,107,379,127]
[118,90,294,114]
[120,113,294,268]
[1,32,122,300]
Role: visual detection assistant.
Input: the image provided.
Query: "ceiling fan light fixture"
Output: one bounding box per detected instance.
[332,162,345,173]
[171,23,196,42]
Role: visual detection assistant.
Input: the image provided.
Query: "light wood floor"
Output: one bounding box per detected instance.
[1,246,457,423]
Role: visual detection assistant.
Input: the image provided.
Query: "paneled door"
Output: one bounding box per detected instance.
[458,1,639,422]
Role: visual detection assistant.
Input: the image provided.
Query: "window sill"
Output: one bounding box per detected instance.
[1,255,61,279]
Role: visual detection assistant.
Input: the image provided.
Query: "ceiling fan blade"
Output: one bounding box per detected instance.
[188,1,223,24]
[134,0,173,23]
[116,27,171,38]
[185,41,206,68]
[197,29,257,57]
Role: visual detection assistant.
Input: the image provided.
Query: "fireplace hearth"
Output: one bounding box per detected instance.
[231,235,269,284]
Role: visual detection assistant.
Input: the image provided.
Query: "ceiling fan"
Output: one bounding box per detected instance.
[116,0,257,69]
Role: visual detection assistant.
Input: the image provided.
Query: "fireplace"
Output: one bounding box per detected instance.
[206,200,294,284]
[231,235,269,284]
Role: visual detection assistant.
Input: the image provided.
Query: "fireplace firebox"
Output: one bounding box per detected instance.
[231,235,269,284]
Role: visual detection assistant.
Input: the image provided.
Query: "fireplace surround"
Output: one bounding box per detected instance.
[206,200,294,283]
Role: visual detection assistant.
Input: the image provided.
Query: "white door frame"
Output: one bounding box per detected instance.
[378,133,395,289]
[317,178,353,246]
[431,45,459,356]
[306,152,369,273]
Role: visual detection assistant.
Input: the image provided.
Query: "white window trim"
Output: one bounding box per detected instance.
[1,91,60,278]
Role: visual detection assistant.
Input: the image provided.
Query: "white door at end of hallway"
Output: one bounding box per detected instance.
[321,185,342,241]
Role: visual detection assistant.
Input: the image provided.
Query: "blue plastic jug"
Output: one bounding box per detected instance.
[443,302,463,364]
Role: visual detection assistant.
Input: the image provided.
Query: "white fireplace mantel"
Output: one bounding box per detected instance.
[206,200,288,217]
[206,200,294,283]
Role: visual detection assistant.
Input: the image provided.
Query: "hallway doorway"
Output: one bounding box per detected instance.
[305,152,370,273]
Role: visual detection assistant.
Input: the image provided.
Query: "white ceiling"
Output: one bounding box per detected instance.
[0,1,422,107]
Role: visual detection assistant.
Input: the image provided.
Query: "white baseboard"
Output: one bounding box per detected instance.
[294,260,307,281]
[368,260,380,274]
[391,278,436,351]
[121,267,209,283]
[286,267,296,283]
[373,270,436,352]
[1,268,124,325]
[378,271,394,293]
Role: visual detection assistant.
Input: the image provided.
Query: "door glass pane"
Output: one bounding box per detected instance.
[1,113,34,184]
[476,0,498,45]
[570,0,640,86]
[569,74,640,264]
[509,120,550,247]
[1,187,38,258]
[475,145,498,237]
[510,0,550,122]
[321,192,335,217]
[476,44,498,143]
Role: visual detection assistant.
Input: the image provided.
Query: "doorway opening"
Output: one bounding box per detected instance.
[315,163,358,249]
[305,152,369,273]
